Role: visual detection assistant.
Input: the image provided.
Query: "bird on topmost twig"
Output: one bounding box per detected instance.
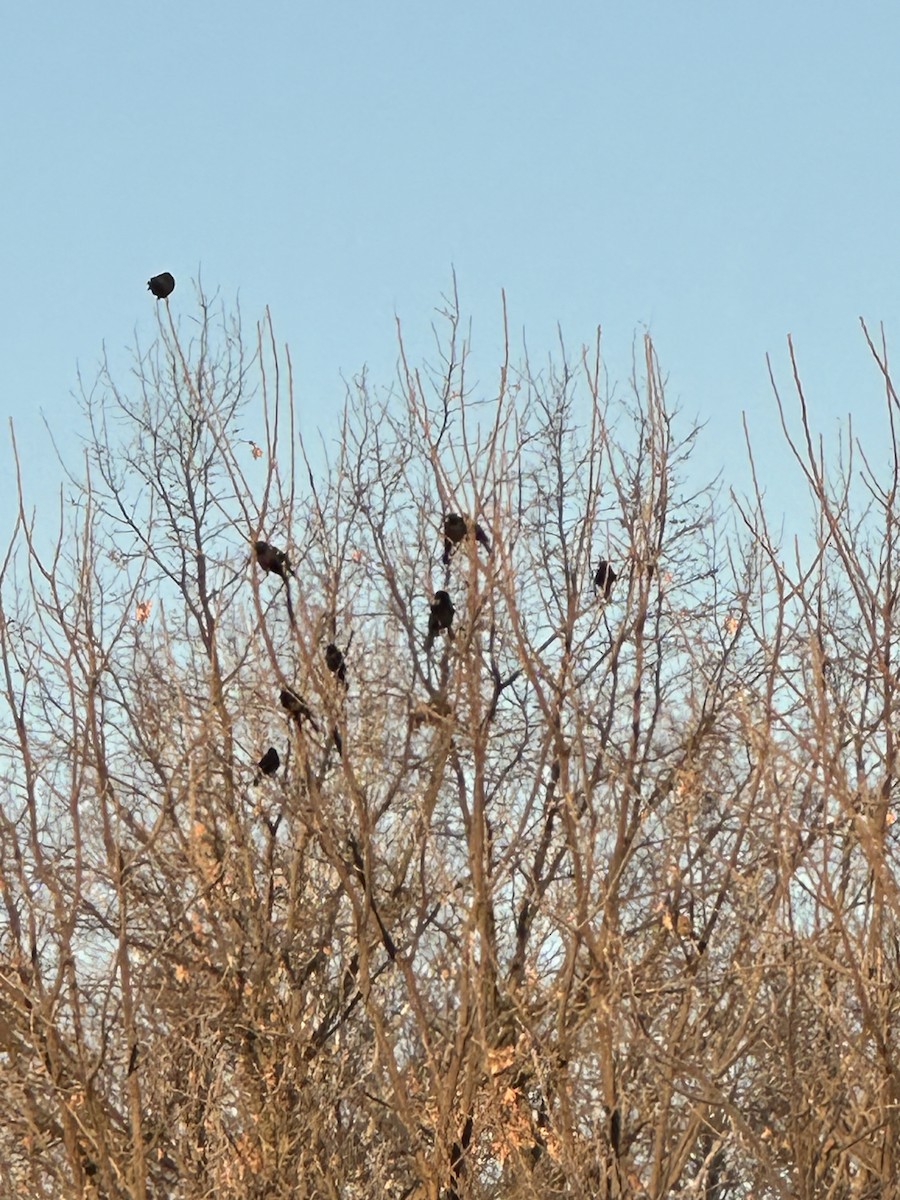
[147,272,175,299]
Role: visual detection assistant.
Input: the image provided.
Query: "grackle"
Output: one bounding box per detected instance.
[425,590,455,651]
[325,642,347,686]
[593,558,617,600]
[442,513,491,565]
[254,540,296,624]
[147,272,175,299]
[280,689,320,731]
[256,746,280,779]
[254,540,294,579]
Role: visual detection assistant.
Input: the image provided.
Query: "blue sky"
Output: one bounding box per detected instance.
[2,2,898,532]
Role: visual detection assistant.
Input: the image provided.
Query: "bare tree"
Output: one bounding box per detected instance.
[1,284,898,1199]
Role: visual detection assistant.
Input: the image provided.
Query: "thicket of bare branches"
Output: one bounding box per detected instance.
[1,287,899,1199]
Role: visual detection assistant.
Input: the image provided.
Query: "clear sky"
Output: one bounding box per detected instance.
[3,2,898,531]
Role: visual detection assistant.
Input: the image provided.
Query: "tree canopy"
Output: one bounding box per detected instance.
[1,289,899,1199]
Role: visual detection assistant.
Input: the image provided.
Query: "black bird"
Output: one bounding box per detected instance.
[280,689,319,731]
[325,642,347,686]
[255,746,280,782]
[610,1107,621,1156]
[442,513,491,565]
[254,540,296,624]
[425,590,455,651]
[258,746,280,775]
[254,540,294,579]
[147,272,175,299]
[593,558,617,600]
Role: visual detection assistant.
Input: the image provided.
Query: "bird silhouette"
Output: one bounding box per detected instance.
[255,746,280,783]
[593,558,617,600]
[425,590,455,651]
[280,689,319,731]
[147,272,175,299]
[254,540,296,623]
[254,540,294,579]
[325,643,347,686]
[442,513,491,564]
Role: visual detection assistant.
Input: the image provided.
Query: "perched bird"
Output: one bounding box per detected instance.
[593,558,617,600]
[473,523,492,555]
[280,689,319,731]
[442,513,491,565]
[254,540,294,579]
[147,272,175,299]
[255,746,280,782]
[258,746,280,775]
[610,1107,621,1156]
[425,590,455,651]
[254,540,296,624]
[410,693,453,729]
[325,643,347,686]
